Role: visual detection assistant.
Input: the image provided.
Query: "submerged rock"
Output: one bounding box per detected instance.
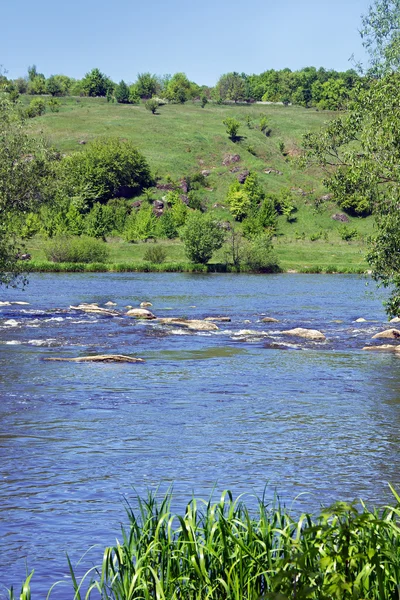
[126,308,156,319]
[44,355,144,363]
[362,345,399,352]
[157,318,219,331]
[372,328,400,339]
[70,304,119,316]
[281,327,326,341]
[261,317,279,323]
[204,316,231,322]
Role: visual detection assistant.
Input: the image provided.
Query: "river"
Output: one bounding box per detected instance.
[1,273,399,597]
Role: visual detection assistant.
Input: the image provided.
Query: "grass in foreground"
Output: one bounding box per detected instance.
[11,487,400,599]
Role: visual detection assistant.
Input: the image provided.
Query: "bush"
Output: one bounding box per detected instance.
[48,98,61,112]
[223,117,241,140]
[143,245,167,264]
[242,234,279,272]
[339,225,358,241]
[44,236,110,263]
[25,97,46,118]
[60,138,153,203]
[181,212,225,263]
[145,98,159,114]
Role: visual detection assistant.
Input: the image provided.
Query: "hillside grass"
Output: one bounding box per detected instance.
[23,97,374,271]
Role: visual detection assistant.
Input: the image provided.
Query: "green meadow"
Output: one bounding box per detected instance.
[25,97,373,272]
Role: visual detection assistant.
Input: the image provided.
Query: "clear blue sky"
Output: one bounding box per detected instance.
[2,0,371,85]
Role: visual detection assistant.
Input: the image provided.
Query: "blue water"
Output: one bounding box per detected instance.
[1,273,399,597]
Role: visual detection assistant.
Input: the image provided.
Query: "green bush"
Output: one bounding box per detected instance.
[25,97,46,118]
[223,117,241,140]
[44,235,110,263]
[145,98,159,114]
[60,138,153,203]
[181,212,225,263]
[242,233,280,272]
[339,225,358,241]
[143,245,167,264]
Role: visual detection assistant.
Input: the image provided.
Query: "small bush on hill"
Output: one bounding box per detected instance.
[44,236,109,263]
[26,97,46,118]
[143,245,167,264]
[223,117,241,140]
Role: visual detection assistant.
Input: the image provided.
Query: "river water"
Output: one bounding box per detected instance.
[1,273,400,597]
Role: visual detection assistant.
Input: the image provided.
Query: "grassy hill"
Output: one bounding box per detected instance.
[26,97,373,272]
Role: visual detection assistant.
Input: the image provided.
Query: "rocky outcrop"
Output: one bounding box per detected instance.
[281,327,326,341]
[126,308,156,319]
[261,317,279,323]
[204,316,231,322]
[44,355,144,363]
[332,213,349,223]
[157,318,219,331]
[237,170,250,184]
[372,329,400,339]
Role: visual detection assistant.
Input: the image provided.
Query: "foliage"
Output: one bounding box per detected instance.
[360,0,400,74]
[0,94,54,285]
[181,212,225,263]
[143,245,167,263]
[25,97,46,118]
[145,98,159,114]
[123,204,157,242]
[85,203,111,239]
[242,233,279,271]
[60,137,153,203]
[339,225,358,241]
[170,199,188,227]
[114,80,131,104]
[200,95,208,108]
[158,210,178,238]
[48,98,61,112]
[135,72,158,99]
[165,72,197,103]
[43,235,109,263]
[226,181,251,220]
[222,117,241,140]
[215,72,246,102]
[81,68,113,97]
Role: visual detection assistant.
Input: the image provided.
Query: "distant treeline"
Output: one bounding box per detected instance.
[0,64,362,110]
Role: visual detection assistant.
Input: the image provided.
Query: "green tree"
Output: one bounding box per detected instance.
[81,68,113,97]
[181,212,225,263]
[0,94,54,285]
[145,98,158,114]
[60,138,153,203]
[46,75,63,96]
[114,80,131,104]
[135,73,158,98]
[360,0,400,74]
[215,72,246,102]
[165,72,197,103]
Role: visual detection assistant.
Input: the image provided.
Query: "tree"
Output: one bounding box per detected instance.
[360,0,400,74]
[81,68,113,97]
[215,72,246,102]
[114,80,131,104]
[145,98,158,114]
[46,75,63,96]
[181,212,225,263]
[165,73,196,103]
[135,73,158,99]
[60,138,153,203]
[0,94,54,285]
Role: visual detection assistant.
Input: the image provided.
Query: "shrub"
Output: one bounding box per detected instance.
[223,117,241,140]
[145,98,158,114]
[181,212,225,263]
[44,235,110,263]
[25,97,46,118]
[114,80,130,104]
[158,211,178,239]
[200,95,208,108]
[339,225,358,241]
[242,233,279,272]
[60,138,153,203]
[48,98,61,112]
[143,245,167,264]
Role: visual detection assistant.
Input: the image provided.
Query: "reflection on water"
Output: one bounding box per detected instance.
[1,273,400,597]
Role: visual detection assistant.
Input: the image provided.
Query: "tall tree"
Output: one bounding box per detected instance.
[360,0,400,74]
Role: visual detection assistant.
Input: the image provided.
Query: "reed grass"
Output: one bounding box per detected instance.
[10,487,400,599]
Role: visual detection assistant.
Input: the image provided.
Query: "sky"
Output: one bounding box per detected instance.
[2,0,372,86]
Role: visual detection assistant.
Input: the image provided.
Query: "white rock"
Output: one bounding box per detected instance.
[281,327,326,341]
[372,329,400,339]
[126,308,156,319]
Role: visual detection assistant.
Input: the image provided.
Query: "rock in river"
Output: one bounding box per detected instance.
[43,355,145,363]
[140,302,153,308]
[126,308,156,319]
[363,345,399,352]
[261,317,279,323]
[70,304,119,316]
[281,327,326,341]
[372,328,400,339]
[158,318,219,331]
[204,316,231,322]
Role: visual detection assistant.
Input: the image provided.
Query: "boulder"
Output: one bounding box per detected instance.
[355,318,366,322]
[261,317,279,323]
[131,200,142,208]
[264,168,283,175]
[332,213,349,223]
[179,179,188,193]
[0,301,11,306]
[230,166,241,173]
[204,316,231,322]
[126,308,156,319]
[105,301,117,306]
[390,317,400,323]
[237,170,250,184]
[222,154,240,166]
[153,200,164,210]
[362,345,399,352]
[201,170,211,176]
[180,195,190,205]
[372,328,400,339]
[281,327,326,341]
[140,302,153,308]
[157,318,219,331]
[44,355,144,363]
